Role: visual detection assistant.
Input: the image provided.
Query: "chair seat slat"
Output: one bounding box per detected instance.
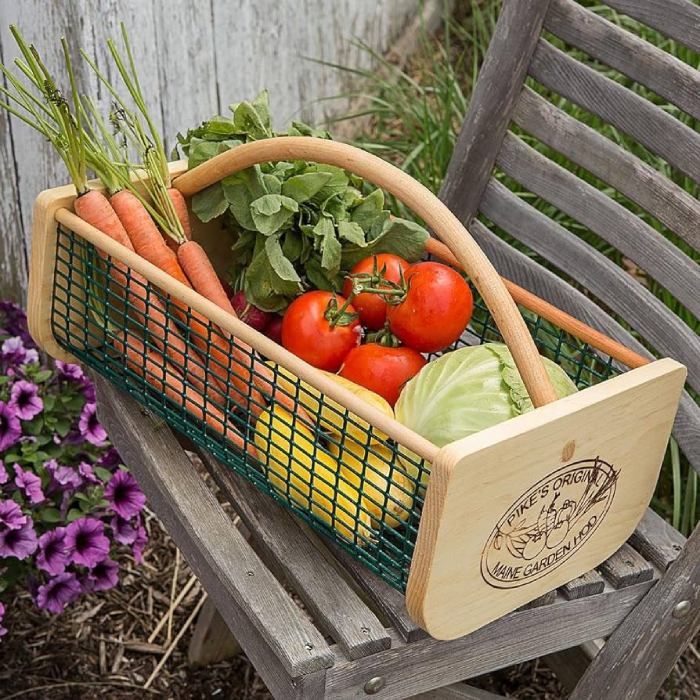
[628,508,687,571]
[604,0,700,54]
[597,543,656,588]
[495,133,700,319]
[529,39,700,181]
[197,449,392,660]
[478,178,700,391]
[512,87,700,249]
[545,0,700,121]
[560,570,606,600]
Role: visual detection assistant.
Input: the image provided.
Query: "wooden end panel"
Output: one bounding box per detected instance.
[406,359,686,640]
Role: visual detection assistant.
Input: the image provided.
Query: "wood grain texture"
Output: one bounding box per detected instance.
[512,87,700,249]
[466,219,700,477]
[478,177,700,394]
[188,597,242,666]
[628,508,687,572]
[529,39,700,182]
[412,683,507,699]
[438,0,551,225]
[560,570,605,600]
[198,449,392,661]
[324,581,655,699]
[597,543,655,588]
[545,0,700,121]
[174,136,560,408]
[571,521,700,700]
[407,359,686,639]
[329,543,427,644]
[93,377,335,679]
[495,132,700,319]
[604,0,700,54]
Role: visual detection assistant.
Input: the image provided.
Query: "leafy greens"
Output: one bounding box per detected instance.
[177,91,429,311]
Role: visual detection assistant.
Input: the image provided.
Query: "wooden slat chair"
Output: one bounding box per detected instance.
[94,0,699,697]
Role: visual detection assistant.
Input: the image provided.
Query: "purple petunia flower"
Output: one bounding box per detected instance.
[0,401,21,453]
[78,403,107,446]
[0,519,37,559]
[13,464,44,505]
[44,460,82,492]
[36,527,69,575]
[105,470,146,520]
[1,337,27,365]
[97,447,121,471]
[35,572,82,614]
[82,382,96,403]
[0,500,27,531]
[110,515,138,545]
[132,525,148,564]
[65,517,110,569]
[86,557,119,592]
[9,380,43,421]
[55,360,84,381]
[78,461,100,485]
[0,462,7,485]
[0,600,6,637]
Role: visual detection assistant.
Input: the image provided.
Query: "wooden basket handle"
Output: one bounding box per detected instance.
[173,137,559,407]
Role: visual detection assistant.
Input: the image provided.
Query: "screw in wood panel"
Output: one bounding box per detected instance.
[672,600,691,619]
[364,676,386,694]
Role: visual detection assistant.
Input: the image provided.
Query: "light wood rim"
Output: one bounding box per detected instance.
[54,207,440,464]
[173,136,559,408]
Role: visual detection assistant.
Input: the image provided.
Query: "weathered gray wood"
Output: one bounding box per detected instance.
[560,570,605,600]
[604,0,700,54]
[512,87,700,249]
[528,39,700,182]
[597,543,655,589]
[412,682,507,699]
[438,0,551,224]
[543,640,601,694]
[628,508,687,572]
[188,597,242,667]
[545,0,700,121]
[198,449,392,661]
[93,376,335,680]
[466,218,700,476]
[495,132,700,320]
[330,543,427,644]
[478,177,700,393]
[520,590,557,610]
[323,581,655,699]
[571,522,700,700]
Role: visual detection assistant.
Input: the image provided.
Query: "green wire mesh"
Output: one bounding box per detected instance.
[50,227,620,592]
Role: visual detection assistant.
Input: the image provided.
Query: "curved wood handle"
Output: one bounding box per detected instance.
[174,137,559,407]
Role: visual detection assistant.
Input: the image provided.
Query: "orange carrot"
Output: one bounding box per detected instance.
[110,189,191,288]
[167,187,192,240]
[176,240,309,421]
[114,331,255,457]
[74,190,134,252]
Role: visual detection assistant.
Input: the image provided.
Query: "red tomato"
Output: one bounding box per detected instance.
[387,262,473,353]
[281,291,361,371]
[339,343,427,406]
[342,254,410,330]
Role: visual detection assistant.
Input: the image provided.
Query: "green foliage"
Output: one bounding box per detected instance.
[325,0,698,531]
[177,92,429,311]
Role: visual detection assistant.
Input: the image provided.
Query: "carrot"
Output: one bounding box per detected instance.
[74,190,134,251]
[110,189,191,288]
[114,331,256,458]
[176,240,309,421]
[167,188,192,240]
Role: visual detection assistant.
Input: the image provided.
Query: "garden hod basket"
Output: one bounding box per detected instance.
[27,137,687,640]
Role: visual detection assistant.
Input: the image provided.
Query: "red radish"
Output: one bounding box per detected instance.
[230,291,272,331]
[265,315,284,345]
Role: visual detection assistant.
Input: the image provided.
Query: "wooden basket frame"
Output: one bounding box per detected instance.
[28,142,686,640]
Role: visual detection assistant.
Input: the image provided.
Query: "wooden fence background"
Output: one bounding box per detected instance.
[0,0,421,303]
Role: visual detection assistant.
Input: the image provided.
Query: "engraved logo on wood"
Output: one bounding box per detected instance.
[481,458,619,589]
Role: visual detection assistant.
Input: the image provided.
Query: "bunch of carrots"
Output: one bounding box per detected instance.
[0,25,307,453]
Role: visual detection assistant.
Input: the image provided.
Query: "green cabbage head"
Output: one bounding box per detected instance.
[395,342,578,453]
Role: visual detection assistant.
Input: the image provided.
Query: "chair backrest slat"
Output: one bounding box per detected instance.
[545,0,700,120]
[495,132,700,318]
[512,88,700,248]
[469,219,700,474]
[530,39,700,181]
[479,178,700,390]
[605,0,700,53]
[439,0,553,224]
